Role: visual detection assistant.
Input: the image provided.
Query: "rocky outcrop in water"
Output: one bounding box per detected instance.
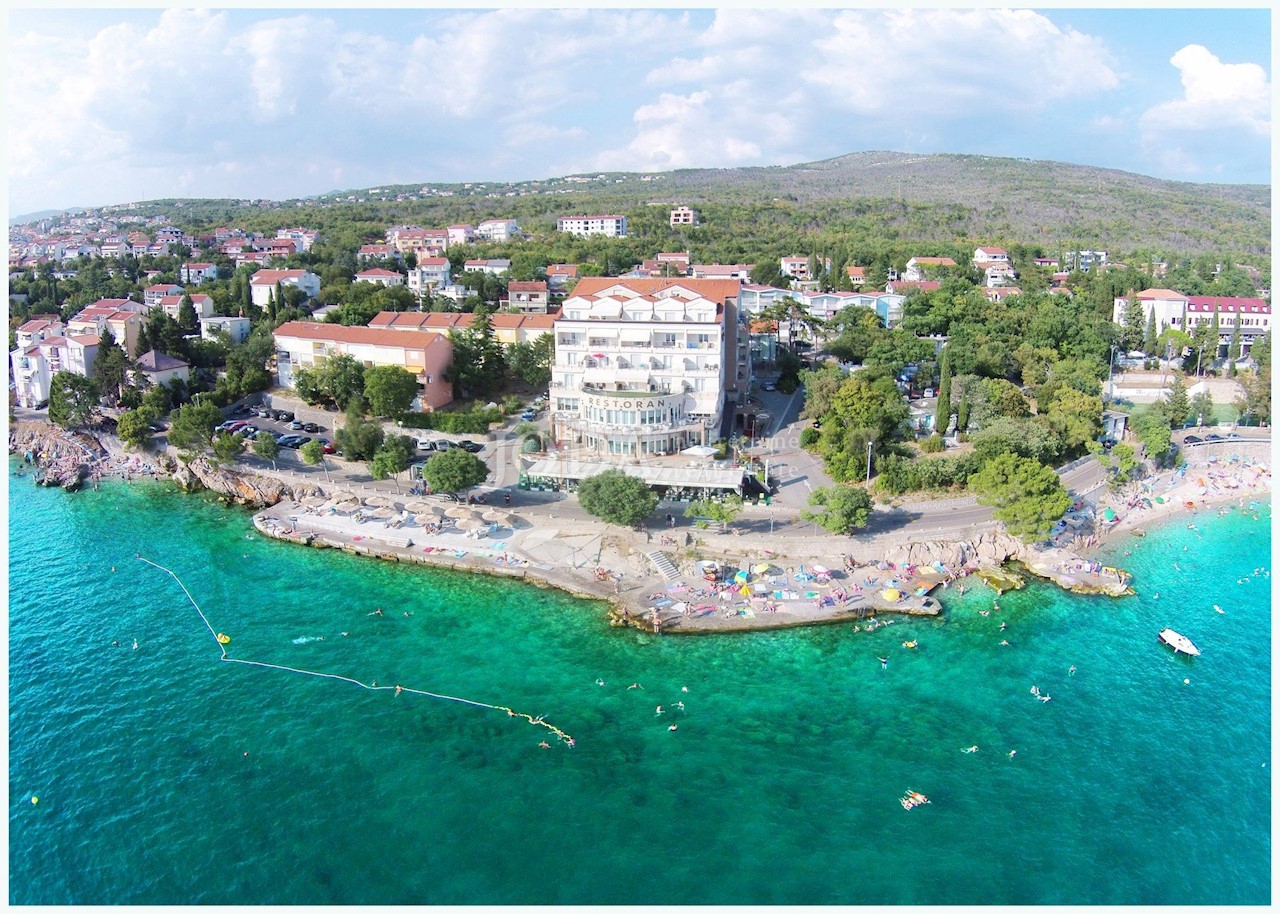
[171,457,324,508]
[882,529,1028,569]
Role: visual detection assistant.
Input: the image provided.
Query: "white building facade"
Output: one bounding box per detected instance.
[550,278,745,457]
[557,215,628,238]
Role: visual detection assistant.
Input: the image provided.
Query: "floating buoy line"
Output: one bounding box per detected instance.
[137,556,574,746]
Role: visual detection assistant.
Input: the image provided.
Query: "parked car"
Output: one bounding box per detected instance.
[256,407,273,418]
[1184,435,1202,444]
[761,381,777,392]
[413,437,436,451]
[293,436,312,448]
[288,420,304,430]
[1227,432,1242,440]
[520,410,537,421]
[318,438,336,454]
[303,422,320,434]
[274,432,295,444]
[457,440,484,453]
[433,440,456,450]
[1205,433,1223,442]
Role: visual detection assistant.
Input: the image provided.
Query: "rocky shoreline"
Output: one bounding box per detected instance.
[11,419,1146,632]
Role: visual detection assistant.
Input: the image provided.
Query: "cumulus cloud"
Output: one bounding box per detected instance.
[1135,44,1271,179]
[1140,44,1271,136]
[583,8,1121,173]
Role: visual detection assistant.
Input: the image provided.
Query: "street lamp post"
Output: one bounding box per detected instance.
[1107,345,1117,402]
[865,440,873,484]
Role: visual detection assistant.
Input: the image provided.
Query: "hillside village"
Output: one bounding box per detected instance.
[8,194,1272,537]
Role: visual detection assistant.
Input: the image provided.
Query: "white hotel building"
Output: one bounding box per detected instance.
[549,278,747,457]
[556,214,628,238]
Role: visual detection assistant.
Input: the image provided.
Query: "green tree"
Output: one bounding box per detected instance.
[1143,310,1158,355]
[1227,319,1242,375]
[801,485,874,534]
[1188,390,1214,427]
[577,469,658,527]
[422,445,489,496]
[335,404,385,461]
[167,400,223,457]
[253,429,281,469]
[211,431,246,465]
[684,495,744,531]
[1164,372,1190,428]
[935,347,952,434]
[115,408,155,449]
[1131,408,1173,462]
[369,434,416,490]
[298,438,327,480]
[1121,296,1147,352]
[93,329,132,406]
[957,389,971,432]
[446,306,506,399]
[363,365,420,418]
[48,371,100,428]
[506,334,554,389]
[970,452,1072,543]
[177,293,198,334]
[322,354,367,411]
[1042,387,1103,454]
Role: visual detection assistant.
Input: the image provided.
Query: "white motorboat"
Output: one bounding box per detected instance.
[1158,628,1200,656]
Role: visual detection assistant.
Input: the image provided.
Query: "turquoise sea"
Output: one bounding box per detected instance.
[8,466,1272,905]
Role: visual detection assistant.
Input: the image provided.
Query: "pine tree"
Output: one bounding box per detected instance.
[1228,317,1242,375]
[1165,372,1190,429]
[1143,309,1158,355]
[1208,308,1221,369]
[1123,295,1146,352]
[957,388,970,432]
[935,348,952,435]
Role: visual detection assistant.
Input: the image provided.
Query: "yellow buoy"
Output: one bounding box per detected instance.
[216,633,231,644]
[31,796,38,805]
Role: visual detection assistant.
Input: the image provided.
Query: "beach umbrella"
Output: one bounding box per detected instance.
[369,506,397,519]
[445,504,481,520]
[1102,508,1117,522]
[734,569,751,584]
[881,589,901,602]
[363,495,393,508]
[404,500,435,514]
[481,509,517,526]
[456,518,486,531]
[413,513,437,526]
[812,564,830,575]
[301,495,328,508]
[752,563,772,575]
[335,493,361,507]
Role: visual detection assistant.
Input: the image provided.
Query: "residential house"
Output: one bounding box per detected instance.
[886,279,941,296]
[669,206,698,227]
[546,263,579,292]
[846,265,866,287]
[476,219,520,242]
[180,262,220,284]
[506,280,550,313]
[549,277,747,456]
[982,286,1022,303]
[1032,256,1060,269]
[200,315,252,345]
[447,225,475,246]
[158,293,214,321]
[143,283,184,307]
[249,269,321,307]
[690,264,754,281]
[14,317,66,350]
[275,227,319,253]
[357,243,400,264]
[904,257,958,282]
[739,284,794,316]
[556,215,627,237]
[368,310,558,348]
[273,321,454,411]
[134,350,191,389]
[983,263,1018,287]
[407,257,453,297]
[10,333,101,407]
[1067,250,1108,272]
[1112,288,1189,337]
[353,268,405,288]
[972,246,1010,267]
[780,256,811,281]
[68,300,147,356]
[462,258,511,277]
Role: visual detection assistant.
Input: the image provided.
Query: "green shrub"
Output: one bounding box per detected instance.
[799,427,820,448]
[397,406,503,434]
[918,434,945,453]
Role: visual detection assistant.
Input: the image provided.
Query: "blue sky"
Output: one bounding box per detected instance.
[5,6,1271,215]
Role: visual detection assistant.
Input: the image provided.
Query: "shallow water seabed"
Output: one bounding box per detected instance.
[7,472,1271,905]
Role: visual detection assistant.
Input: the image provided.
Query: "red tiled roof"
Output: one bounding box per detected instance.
[367,310,560,332]
[1185,296,1269,313]
[1137,288,1187,299]
[355,269,403,278]
[250,269,310,285]
[508,281,548,292]
[274,321,452,351]
[568,276,741,304]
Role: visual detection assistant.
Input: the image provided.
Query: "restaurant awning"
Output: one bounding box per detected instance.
[523,457,744,492]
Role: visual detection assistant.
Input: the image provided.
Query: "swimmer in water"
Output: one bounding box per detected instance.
[628,683,643,690]
[596,679,606,686]
[681,686,688,693]
[962,745,979,753]
[1038,694,1052,702]
[878,657,888,670]
[1000,640,1010,645]
[655,705,664,715]
[668,724,678,732]
[1009,750,1017,759]
[1069,665,1076,675]
[539,741,550,749]
[395,685,403,696]
[132,639,138,650]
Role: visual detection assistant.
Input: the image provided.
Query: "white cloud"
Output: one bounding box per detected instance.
[1140,44,1270,136]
